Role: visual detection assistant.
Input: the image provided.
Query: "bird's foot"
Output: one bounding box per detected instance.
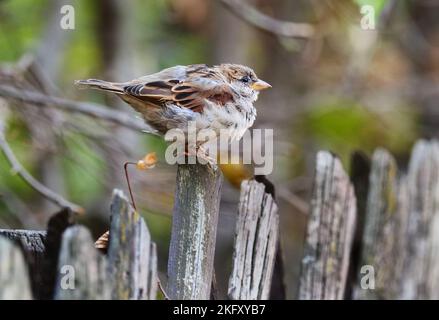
[182,146,216,166]
[197,146,217,166]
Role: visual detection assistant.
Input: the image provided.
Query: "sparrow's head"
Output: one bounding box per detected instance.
[218,64,271,102]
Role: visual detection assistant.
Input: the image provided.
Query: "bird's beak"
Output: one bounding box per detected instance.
[251,79,272,91]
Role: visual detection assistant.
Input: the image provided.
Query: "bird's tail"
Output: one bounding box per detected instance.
[74,79,124,94]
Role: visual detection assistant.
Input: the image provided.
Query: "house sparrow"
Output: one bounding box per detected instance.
[75,64,271,146]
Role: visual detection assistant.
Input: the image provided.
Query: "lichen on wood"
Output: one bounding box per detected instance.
[107,189,158,300]
[167,164,223,300]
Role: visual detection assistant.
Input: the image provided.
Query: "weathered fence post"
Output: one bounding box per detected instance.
[298,151,357,300]
[403,140,439,299]
[354,149,408,299]
[167,164,223,300]
[107,189,158,300]
[0,190,158,300]
[228,180,279,300]
[0,209,75,299]
[0,236,33,299]
[0,229,46,297]
[353,140,439,299]
[54,226,110,299]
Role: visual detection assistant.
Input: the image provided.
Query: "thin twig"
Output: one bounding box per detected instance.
[124,162,138,211]
[220,0,314,38]
[278,187,309,214]
[210,270,219,300]
[158,279,170,300]
[0,84,156,134]
[0,120,84,214]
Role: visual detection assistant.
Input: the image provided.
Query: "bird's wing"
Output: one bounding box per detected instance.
[122,64,235,113]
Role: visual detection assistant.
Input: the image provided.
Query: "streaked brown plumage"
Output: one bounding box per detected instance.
[81,64,271,250]
[75,64,271,142]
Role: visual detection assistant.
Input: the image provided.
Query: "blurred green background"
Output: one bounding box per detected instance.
[0,0,438,298]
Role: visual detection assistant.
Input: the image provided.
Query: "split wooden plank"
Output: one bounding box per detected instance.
[402,140,439,299]
[54,226,110,300]
[354,140,439,299]
[298,151,357,300]
[0,229,46,294]
[0,229,46,253]
[0,208,75,299]
[107,189,158,300]
[228,179,279,300]
[0,236,33,299]
[354,149,408,299]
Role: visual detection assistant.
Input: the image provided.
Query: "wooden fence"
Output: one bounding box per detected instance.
[0,165,278,300]
[299,139,439,300]
[1,139,439,300]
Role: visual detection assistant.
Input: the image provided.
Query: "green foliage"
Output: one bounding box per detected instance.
[61,133,105,204]
[0,0,425,249]
[143,211,171,250]
[135,0,207,68]
[354,0,388,17]
[61,0,102,84]
[141,134,167,161]
[0,114,37,200]
[298,98,418,165]
[0,0,48,61]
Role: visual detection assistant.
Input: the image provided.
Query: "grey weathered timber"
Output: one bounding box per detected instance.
[0,190,158,300]
[40,208,75,300]
[0,236,33,299]
[354,149,408,299]
[298,151,357,300]
[402,140,439,299]
[54,226,110,299]
[0,209,75,299]
[107,189,158,300]
[0,230,46,269]
[167,164,223,300]
[353,140,439,299]
[228,180,279,300]
[148,243,158,300]
[0,229,46,297]
[0,229,46,252]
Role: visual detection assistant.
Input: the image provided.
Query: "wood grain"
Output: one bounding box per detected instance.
[167,164,222,300]
[228,180,279,300]
[298,151,357,300]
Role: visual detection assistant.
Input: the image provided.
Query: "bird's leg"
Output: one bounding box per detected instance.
[181,144,197,164]
[196,145,216,165]
[179,143,216,165]
[180,144,215,165]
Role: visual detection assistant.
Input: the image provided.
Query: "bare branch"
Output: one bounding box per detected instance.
[158,279,170,300]
[0,120,84,214]
[278,187,309,214]
[0,84,156,134]
[220,0,314,38]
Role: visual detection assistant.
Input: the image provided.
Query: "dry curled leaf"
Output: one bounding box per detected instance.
[136,152,157,170]
[95,230,109,253]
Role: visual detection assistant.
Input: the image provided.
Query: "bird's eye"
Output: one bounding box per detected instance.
[240,76,251,83]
